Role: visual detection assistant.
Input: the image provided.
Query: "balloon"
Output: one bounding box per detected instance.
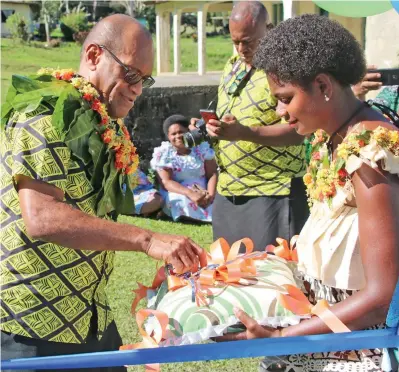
[391,1,399,14]
[313,1,393,17]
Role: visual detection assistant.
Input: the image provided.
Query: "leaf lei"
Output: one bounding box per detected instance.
[1,68,139,218]
[303,127,399,208]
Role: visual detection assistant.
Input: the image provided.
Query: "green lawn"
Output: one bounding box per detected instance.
[1,36,232,103]
[108,216,261,371]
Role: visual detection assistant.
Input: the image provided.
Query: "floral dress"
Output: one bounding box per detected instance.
[265,125,399,372]
[132,169,161,214]
[150,141,215,222]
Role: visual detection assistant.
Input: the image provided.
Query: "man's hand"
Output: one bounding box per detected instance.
[352,65,382,100]
[214,308,281,341]
[206,114,248,141]
[145,233,207,274]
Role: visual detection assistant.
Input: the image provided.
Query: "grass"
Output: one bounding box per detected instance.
[1,39,81,103]
[108,216,261,372]
[1,35,232,103]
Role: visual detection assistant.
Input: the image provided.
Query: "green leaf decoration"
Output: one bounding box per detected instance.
[12,74,43,93]
[11,90,44,113]
[2,72,137,219]
[53,84,82,134]
[334,157,345,172]
[96,155,119,217]
[117,173,135,216]
[88,134,109,196]
[356,130,372,142]
[0,84,16,129]
[64,108,96,164]
[304,137,312,165]
[322,154,330,169]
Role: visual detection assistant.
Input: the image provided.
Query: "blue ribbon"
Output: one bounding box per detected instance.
[2,328,398,370]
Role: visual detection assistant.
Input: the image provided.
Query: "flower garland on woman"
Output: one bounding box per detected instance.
[303,126,399,208]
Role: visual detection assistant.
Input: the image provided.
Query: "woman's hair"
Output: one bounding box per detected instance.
[163,114,190,137]
[253,14,366,87]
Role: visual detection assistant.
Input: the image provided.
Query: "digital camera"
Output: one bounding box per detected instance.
[183,110,218,148]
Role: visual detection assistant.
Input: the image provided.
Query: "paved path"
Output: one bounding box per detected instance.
[152,72,222,87]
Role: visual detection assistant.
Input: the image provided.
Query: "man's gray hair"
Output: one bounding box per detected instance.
[231,1,268,23]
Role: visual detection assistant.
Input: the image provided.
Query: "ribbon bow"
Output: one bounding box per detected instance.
[120,309,169,371]
[131,238,269,311]
[166,238,268,306]
[266,236,298,262]
[198,238,267,286]
[278,284,351,333]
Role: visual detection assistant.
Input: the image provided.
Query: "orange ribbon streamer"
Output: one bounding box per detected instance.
[131,267,166,315]
[278,284,351,333]
[120,309,169,371]
[266,236,298,262]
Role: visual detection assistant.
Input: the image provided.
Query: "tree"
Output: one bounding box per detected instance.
[6,13,30,42]
[110,0,143,18]
[139,5,155,33]
[40,0,61,43]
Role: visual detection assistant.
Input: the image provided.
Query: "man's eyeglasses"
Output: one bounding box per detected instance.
[98,44,155,88]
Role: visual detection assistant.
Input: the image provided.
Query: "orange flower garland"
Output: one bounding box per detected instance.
[37,68,139,176]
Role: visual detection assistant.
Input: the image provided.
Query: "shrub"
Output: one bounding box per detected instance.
[60,12,89,41]
[6,13,30,42]
[73,31,90,45]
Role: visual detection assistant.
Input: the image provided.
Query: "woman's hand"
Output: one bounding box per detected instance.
[214,307,281,341]
[206,114,249,141]
[197,192,214,208]
[187,189,207,205]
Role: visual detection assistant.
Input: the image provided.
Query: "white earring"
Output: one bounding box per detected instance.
[325,95,330,102]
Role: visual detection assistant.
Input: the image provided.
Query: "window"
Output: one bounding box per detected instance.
[2,9,15,23]
[272,4,284,25]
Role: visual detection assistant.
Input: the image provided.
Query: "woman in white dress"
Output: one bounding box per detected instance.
[151,115,217,223]
[216,14,399,372]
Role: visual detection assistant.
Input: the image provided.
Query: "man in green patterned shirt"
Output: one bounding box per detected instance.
[1,15,205,371]
[199,2,309,251]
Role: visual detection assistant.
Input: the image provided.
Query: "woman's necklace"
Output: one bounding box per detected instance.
[326,101,369,159]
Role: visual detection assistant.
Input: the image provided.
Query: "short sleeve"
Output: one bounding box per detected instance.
[374,86,399,112]
[150,141,175,171]
[198,142,215,161]
[11,113,70,193]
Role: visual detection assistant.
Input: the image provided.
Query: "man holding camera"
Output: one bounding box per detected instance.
[192,1,308,251]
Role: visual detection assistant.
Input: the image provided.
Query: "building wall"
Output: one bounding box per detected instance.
[297,1,318,15]
[1,2,33,37]
[329,14,365,46]
[365,9,399,69]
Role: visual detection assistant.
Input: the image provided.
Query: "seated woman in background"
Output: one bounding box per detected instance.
[132,169,164,217]
[150,114,217,223]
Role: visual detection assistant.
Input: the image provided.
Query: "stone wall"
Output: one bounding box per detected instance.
[125,85,218,170]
